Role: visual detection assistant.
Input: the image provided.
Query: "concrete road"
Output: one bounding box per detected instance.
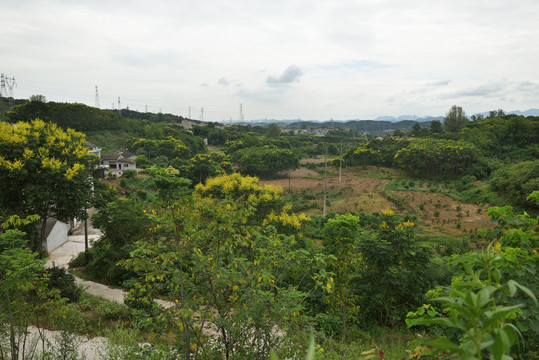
[46,228,174,308]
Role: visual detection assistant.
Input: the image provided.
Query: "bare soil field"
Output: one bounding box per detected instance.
[389,190,492,237]
[300,157,328,164]
[260,166,493,238]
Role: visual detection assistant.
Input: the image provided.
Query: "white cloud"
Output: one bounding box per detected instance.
[218,77,231,86]
[1,0,538,119]
[427,80,452,87]
[266,66,303,85]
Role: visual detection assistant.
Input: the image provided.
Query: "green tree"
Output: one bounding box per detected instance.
[86,198,154,284]
[29,94,47,102]
[444,105,468,132]
[267,123,281,137]
[232,146,299,177]
[430,119,443,134]
[0,119,95,250]
[131,137,191,161]
[355,211,440,327]
[188,153,232,184]
[410,122,426,137]
[0,215,58,359]
[134,154,149,169]
[122,175,328,359]
[490,160,539,209]
[343,136,409,168]
[394,138,479,177]
[322,213,362,340]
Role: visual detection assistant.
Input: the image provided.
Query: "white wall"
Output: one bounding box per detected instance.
[44,221,70,252]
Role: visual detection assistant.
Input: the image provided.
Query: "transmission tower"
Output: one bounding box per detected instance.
[199,107,204,121]
[239,103,244,122]
[94,85,100,108]
[1,74,16,98]
[118,97,121,115]
[0,74,6,97]
[6,75,16,98]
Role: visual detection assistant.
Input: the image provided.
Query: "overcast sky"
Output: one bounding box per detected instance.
[2,0,538,121]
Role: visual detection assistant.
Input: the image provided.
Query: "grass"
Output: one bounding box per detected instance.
[415,228,471,255]
[86,130,131,153]
[36,292,133,339]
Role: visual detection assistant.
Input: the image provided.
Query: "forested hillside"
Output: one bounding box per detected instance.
[1,100,538,359]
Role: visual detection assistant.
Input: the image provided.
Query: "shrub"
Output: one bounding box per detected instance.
[95,300,130,321]
[69,250,91,268]
[121,169,137,179]
[46,266,83,302]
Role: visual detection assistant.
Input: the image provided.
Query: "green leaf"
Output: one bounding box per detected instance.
[428,337,461,352]
[492,329,509,360]
[514,282,538,305]
[506,280,517,297]
[304,335,316,360]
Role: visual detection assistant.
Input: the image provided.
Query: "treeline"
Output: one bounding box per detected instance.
[285,119,425,133]
[343,113,539,209]
[4,99,192,130]
[8,100,137,132]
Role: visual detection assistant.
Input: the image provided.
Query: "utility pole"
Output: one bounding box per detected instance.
[323,152,328,217]
[84,217,88,251]
[94,86,100,108]
[339,141,343,185]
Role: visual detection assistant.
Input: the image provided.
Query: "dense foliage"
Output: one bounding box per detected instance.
[0,119,95,250]
[232,146,300,177]
[0,101,537,359]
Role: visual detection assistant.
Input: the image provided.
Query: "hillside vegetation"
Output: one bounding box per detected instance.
[1,98,538,359]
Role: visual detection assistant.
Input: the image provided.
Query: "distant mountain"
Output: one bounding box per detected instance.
[280,119,423,133]
[374,115,444,122]
[471,108,539,118]
[508,108,539,116]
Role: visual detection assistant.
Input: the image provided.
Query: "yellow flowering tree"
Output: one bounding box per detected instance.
[0,119,95,250]
[122,177,329,359]
[194,173,309,234]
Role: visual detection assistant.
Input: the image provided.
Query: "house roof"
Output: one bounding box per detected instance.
[86,141,100,150]
[118,158,135,164]
[122,150,136,158]
[101,153,120,161]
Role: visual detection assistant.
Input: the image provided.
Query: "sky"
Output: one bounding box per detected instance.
[1,0,538,121]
